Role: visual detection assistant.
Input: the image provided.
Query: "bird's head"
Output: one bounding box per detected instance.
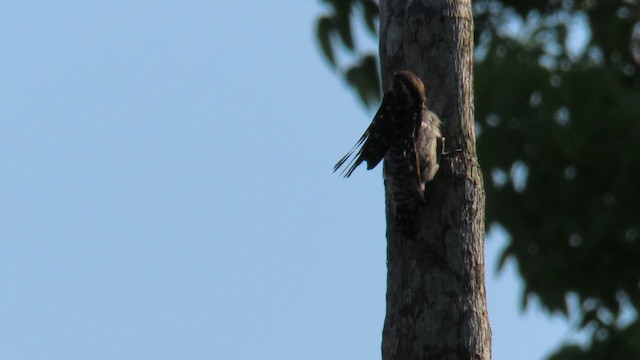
[390,70,426,109]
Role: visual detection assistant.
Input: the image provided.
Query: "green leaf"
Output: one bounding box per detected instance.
[316,16,337,67]
[361,0,379,35]
[344,54,380,108]
[334,6,355,51]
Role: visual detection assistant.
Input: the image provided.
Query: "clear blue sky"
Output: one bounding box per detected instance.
[1,1,577,359]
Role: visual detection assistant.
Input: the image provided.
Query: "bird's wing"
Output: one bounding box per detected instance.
[334,93,395,177]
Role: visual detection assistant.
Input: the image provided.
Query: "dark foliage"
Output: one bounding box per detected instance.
[316,0,640,358]
[315,0,381,107]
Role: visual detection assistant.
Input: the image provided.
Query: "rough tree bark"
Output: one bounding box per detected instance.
[379,1,491,359]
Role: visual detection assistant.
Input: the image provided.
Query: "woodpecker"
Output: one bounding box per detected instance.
[334,70,442,194]
[334,71,443,235]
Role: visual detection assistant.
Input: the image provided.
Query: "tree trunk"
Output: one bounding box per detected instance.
[379,1,491,359]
